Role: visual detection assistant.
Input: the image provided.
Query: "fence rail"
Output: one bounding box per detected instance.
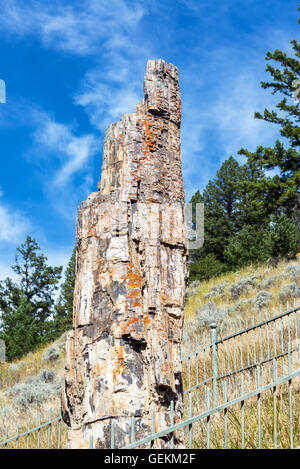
[182,303,300,404]
[121,360,300,449]
[182,302,299,359]
[0,410,66,449]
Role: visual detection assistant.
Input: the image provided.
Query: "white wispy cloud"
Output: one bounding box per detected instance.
[0,99,97,222]
[5,0,153,133]
[180,34,290,196]
[181,78,281,198]
[0,0,295,202]
[31,111,98,186]
[72,4,152,131]
[0,199,31,243]
[19,109,99,223]
[0,0,151,158]
[210,72,282,159]
[75,68,142,131]
[0,0,151,137]
[0,261,16,280]
[0,0,146,56]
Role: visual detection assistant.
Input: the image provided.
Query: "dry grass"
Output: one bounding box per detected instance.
[184,258,300,346]
[0,336,67,449]
[182,257,300,449]
[0,345,63,393]
[0,409,68,449]
[184,380,300,449]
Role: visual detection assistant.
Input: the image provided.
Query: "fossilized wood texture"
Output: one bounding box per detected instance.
[62,59,189,449]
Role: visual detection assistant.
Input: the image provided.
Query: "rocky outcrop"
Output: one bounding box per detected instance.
[62,59,189,448]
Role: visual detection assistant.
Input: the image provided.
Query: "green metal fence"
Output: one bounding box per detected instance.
[121,356,300,449]
[182,301,300,406]
[0,409,66,449]
[100,302,300,449]
[1,302,300,449]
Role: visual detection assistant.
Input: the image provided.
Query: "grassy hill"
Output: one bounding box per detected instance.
[181,257,300,449]
[183,257,300,347]
[0,334,67,447]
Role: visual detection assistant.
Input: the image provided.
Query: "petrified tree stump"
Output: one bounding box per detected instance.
[62,59,189,448]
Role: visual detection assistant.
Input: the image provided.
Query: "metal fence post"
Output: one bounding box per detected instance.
[210,323,218,406]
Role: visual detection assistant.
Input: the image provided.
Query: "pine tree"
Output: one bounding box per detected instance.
[0,236,62,360]
[189,9,300,281]
[237,159,268,228]
[264,213,300,259]
[0,298,38,361]
[53,247,76,336]
[238,33,300,217]
[189,157,279,275]
[224,225,270,269]
[191,156,244,263]
[189,253,224,283]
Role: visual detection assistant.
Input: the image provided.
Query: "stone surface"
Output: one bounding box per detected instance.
[61,59,189,448]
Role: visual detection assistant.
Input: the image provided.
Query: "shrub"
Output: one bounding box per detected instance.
[6,369,62,410]
[230,275,258,299]
[234,298,253,312]
[13,382,53,409]
[8,361,26,371]
[0,406,13,418]
[204,280,229,300]
[24,369,55,385]
[278,283,300,303]
[42,346,60,362]
[253,291,273,309]
[260,276,278,289]
[187,280,201,298]
[284,263,300,279]
[39,369,55,383]
[195,302,229,329]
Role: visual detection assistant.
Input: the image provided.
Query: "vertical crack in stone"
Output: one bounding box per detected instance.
[62,59,189,449]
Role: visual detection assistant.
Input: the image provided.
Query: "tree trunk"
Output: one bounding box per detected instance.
[62,59,189,449]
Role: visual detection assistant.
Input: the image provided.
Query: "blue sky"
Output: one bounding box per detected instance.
[0,0,299,278]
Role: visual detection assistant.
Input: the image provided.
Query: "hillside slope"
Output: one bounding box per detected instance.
[0,334,66,445]
[183,257,300,347]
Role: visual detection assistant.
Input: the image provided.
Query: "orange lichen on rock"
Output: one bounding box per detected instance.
[127,262,143,289]
[87,222,98,238]
[115,344,125,377]
[142,312,150,331]
[122,314,139,335]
